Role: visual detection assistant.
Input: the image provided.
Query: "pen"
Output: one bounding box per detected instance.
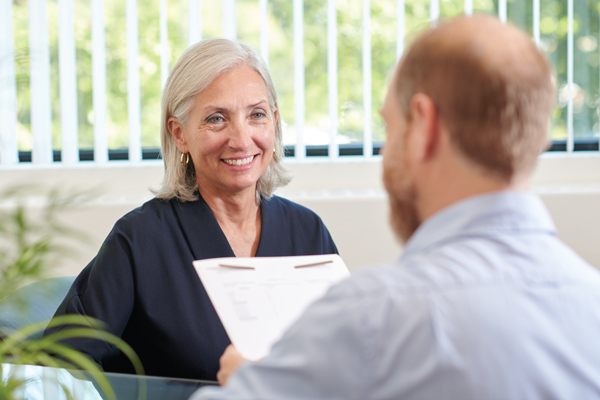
[293,260,334,269]
[218,264,256,270]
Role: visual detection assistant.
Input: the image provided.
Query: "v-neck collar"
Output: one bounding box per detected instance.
[254,196,271,256]
[172,194,274,259]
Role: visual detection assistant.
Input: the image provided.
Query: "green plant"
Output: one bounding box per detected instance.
[0,185,145,399]
[0,185,83,302]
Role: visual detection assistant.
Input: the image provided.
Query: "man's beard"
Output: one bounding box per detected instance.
[387,183,421,244]
[382,145,421,244]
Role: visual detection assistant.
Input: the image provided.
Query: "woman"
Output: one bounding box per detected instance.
[49,39,337,381]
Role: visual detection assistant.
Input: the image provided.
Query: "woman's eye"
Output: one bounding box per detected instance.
[206,114,225,124]
[251,111,267,120]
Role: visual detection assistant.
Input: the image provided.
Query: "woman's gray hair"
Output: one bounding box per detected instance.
[155,38,290,202]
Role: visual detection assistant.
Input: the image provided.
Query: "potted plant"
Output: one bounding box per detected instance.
[0,185,144,399]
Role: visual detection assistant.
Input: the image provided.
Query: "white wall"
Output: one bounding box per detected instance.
[1,154,599,276]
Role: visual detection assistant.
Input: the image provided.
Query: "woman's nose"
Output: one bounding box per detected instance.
[227,120,253,150]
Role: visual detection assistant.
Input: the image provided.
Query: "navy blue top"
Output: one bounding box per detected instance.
[49,195,337,380]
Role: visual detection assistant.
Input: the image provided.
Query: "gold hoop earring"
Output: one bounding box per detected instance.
[180,152,190,165]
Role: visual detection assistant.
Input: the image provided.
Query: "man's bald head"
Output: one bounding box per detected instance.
[395,15,555,181]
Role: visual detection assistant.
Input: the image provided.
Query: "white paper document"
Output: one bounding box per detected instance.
[193,254,350,361]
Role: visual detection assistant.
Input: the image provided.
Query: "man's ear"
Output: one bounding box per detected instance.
[167,117,188,153]
[408,93,440,162]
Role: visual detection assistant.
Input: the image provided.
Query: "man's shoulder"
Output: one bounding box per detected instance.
[326,261,433,304]
[301,262,436,344]
[334,241,600,308]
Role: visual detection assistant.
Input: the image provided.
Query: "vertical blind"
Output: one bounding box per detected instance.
[0,0,597,166]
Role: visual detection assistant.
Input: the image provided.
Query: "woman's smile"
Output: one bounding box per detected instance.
[221,155,257,168]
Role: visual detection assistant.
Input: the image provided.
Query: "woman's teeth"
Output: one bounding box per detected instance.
[223,156,254,166]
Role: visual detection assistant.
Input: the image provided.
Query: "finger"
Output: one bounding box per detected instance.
[217,370,225,386]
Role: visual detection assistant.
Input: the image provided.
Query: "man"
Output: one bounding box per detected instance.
[192,15,600,399]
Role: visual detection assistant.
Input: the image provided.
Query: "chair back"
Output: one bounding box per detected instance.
[0,276,75,338]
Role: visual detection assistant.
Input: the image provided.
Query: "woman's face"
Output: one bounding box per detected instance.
[170,64,277,199]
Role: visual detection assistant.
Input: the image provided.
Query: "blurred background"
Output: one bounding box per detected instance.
[1,0,599,273]
[4,0,600,160]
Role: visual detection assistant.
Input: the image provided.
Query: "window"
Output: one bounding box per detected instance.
[1,0,599,166]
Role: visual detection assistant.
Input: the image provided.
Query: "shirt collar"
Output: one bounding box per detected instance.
[400,191,556,259]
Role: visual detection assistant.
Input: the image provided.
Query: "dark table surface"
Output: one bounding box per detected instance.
[1,363,217,399]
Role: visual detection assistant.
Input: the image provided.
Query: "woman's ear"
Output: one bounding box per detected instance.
[168,117,187,153]
[272,108,279,127]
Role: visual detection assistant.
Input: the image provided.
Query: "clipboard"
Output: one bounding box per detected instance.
[193,254,350,360]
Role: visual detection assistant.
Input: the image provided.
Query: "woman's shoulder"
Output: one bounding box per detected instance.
[265,195,322,220]
[263,195,330,233]
[111,197,182,234]
[117,196,169,221]
[261,195,338,254]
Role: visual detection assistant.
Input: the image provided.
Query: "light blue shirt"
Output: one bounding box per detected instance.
[192,192,600,400]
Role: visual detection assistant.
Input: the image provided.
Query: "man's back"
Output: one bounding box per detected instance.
[195,192,600,400]
[355,192,600,399]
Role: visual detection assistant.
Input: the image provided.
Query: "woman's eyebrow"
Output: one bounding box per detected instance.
[247,99,268,109]
[200,100,268,113]
[201,105,226,113]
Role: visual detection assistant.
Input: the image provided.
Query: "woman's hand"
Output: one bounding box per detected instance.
[217,345,248,386]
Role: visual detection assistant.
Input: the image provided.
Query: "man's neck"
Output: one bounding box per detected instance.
[417,159,529,222]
